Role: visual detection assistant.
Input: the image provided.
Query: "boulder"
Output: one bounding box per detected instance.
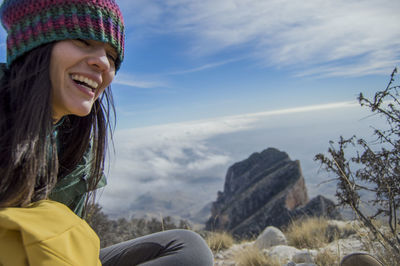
[289,195,340,221]
[255,226,287,250]
[263,245,300,262]
[292,251,314,263]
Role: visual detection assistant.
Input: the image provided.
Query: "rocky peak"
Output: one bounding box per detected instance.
[206,148,340,238]
[223,148,292,197]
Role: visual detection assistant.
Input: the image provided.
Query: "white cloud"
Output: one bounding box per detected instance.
[113,73,166,89]
[118,0,400,77]
[167,58,244,75]
[245,101,359,118]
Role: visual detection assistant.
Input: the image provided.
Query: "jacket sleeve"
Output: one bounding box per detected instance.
[0,200,102,266]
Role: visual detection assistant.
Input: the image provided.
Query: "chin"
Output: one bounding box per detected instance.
[76,110,92,117]
[70,107,93,117]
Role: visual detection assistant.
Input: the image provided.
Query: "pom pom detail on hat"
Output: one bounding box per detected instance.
[0,0,125,70]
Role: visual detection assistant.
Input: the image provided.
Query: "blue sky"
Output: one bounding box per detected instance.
[1,0,400,218]
[1,0,398,129]
[109,0,399,129]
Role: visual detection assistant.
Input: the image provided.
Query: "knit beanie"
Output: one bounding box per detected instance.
[0,0,125,70]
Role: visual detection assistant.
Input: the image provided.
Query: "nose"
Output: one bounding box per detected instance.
[87,48,110,72]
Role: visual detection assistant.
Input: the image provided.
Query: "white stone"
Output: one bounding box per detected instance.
[292,250,314,263]
[321,236,364,257]
[283,262,317,266]
[303,249,318,258]
[327,219,350,228]
[215,253,224,259]
[255,226,287,249]
[264,245,300,262]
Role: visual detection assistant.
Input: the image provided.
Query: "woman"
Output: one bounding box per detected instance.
[0,0,214,265]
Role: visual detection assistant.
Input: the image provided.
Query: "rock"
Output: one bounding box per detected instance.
[206,148,309,238]
[263,245,301,262]
[292,251,314,263]
[213,241,253,266]
[205,147,341,238]
[320,236,365,257]
[255,226,287,250]
[214,260,235,266]
[284,263,317,266]
[327,220,350,228]
[289,195,341,221]
[212,217,384,266]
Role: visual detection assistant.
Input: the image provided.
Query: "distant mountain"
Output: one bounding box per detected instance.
[122,190,212,227]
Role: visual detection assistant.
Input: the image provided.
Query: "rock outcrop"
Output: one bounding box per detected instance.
[213,220,372,266]
[205,148,340,238]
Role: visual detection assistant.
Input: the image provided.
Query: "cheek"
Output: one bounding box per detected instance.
[94,88,106,101]
[107,71,116,85]
[95,71,115,99]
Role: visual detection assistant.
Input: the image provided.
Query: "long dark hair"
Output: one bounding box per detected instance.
[0,42,115,212]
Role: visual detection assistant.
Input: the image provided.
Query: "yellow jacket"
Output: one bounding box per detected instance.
[0,200,101,265]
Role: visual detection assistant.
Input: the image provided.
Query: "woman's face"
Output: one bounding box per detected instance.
[49,39,117,122]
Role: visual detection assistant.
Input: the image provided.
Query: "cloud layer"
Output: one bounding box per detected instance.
[100,101,379,215]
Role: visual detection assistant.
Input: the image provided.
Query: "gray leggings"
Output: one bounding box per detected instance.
[99,229,214,266]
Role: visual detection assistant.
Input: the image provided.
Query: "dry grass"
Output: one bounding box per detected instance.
[313,218,399,265]
[373,246,400,266]
[205,231,234,252]
[285,217,331,249]
[314,249,340,266]
[234,246,281,266]
[354,221,400,266]
[285,217,356,249]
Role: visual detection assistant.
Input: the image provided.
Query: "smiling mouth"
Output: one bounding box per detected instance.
[71,74,99,92]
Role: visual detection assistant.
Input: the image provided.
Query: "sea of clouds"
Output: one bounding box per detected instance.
[99,101,385,217]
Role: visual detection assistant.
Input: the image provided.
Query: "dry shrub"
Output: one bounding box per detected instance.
[325,221,357,243]
[205,231,234,252]
[315,69,400,261]
[285,217,332,249]
[314,249,340,266]
[234,246,280,266]
[285,217,357,249]
[354,221,400,266]
[373,246,400,266]
[321,218,400,265]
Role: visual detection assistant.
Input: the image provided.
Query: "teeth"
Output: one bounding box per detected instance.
[71,74,99,90]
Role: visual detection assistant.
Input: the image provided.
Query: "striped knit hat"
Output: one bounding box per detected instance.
[0,0,125,70]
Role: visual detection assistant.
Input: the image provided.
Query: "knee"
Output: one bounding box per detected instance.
[166,229,214,264]
[168,229,207,246]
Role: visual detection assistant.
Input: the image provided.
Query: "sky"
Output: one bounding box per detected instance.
[1,0,400,218]
[110,0,399,128]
